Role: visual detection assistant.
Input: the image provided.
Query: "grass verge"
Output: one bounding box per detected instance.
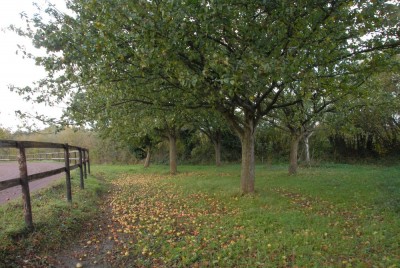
[0,171,106,268]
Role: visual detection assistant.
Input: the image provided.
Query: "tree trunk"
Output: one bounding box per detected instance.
[303,131,313,166]
[214,130,222,167]
[239,120,256,194]
[289,134,301,175]
[143,146,151,168]
[168,133,177,175]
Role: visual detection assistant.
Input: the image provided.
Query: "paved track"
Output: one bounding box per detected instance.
[0,162,65,205]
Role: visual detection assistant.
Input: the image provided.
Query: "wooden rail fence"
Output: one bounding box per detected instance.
[0,150,81,163]
[0,140,90,229]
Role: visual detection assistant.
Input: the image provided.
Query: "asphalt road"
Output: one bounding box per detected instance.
[0,162,65,205]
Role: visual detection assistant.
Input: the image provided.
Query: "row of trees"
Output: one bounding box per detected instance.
[2,90,400,167]
[11,0,400,193]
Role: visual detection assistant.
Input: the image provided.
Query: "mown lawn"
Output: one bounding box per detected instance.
[93,163,400,267]
[0,163,399,267]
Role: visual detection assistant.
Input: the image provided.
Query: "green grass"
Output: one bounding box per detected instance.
[0,171,106,267]
[92,163,400,267]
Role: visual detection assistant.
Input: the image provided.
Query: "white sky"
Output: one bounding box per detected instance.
[0,0,66,131]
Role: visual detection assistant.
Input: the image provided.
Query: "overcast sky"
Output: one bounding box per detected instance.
[0,0,66,131]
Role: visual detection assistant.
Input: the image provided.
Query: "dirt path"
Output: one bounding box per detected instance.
[0,162,65,205]
[52,185,120,268]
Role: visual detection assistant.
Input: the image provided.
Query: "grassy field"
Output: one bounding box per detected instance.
[1,163,399,267]
[93,164,400,267]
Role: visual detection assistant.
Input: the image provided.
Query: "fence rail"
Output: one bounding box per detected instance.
[0,151,81,163]
[0,139,90,229]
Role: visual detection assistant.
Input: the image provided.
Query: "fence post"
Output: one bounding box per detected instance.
[64,144,72,202]
[17,142,34,230]
[87,150,91,174]
[78,148,84,189]
[83,150,87,179]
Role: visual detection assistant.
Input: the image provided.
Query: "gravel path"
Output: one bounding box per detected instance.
[0,162,65,205]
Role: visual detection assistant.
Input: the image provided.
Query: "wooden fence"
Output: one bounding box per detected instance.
[0,150,81,163]
[0,140,90,229]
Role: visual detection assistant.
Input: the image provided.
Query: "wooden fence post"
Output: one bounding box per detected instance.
[78,148,84,189]
[83,150,87,179]
[17,142,33,230]
[64,144,72,202]
[87,150,91,174]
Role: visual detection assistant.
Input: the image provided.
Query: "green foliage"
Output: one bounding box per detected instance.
[179,128,198,161]
[0,127,11,139]
[189,140,215,164]
[220,130,242,161]
[129,146,146,160]
[187,130,242,164]
[0,127,12,158]
[256,123,290,163]
[323,62,400,159]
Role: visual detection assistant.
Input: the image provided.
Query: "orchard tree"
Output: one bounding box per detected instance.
[13,0,399,193]
[187,110,231,166]
[269,91,336,175]
[68,87,185,174]
[98,118,161,168]
[268,63,378,174]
